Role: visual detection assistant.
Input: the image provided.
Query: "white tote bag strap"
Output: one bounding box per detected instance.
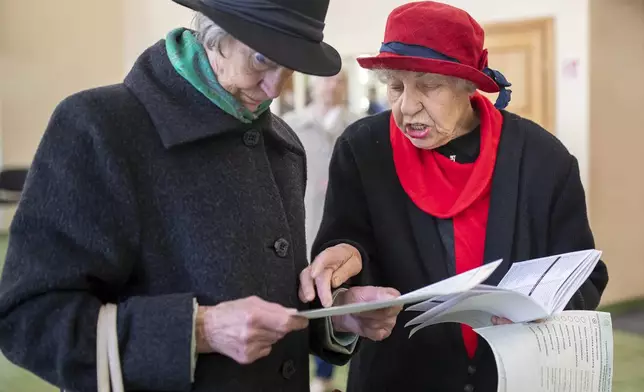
[64,304,123,392]
[102,304,124,392]
[96,305,111,392]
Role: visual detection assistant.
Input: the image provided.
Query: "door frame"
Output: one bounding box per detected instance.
[483,17,555,133]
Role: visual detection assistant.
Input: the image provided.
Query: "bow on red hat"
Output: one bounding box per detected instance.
[358,1,512,109]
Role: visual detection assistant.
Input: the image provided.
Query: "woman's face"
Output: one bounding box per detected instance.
[384,70,476,150]
[208,38,294,111]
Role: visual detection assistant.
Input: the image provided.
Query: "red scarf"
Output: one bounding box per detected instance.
[390,93,503,358]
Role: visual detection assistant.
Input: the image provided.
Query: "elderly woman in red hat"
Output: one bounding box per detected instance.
[299,2,609,391]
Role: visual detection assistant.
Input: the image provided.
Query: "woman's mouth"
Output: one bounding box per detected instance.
[405,124,430,139]
[242,94,264,108]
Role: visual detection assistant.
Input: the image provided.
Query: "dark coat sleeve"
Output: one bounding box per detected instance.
[549,156,609,310]
[0,95,195,392]
[308,135,377,364]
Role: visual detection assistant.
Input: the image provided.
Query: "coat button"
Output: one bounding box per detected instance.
[243,129,260,147]
[274,238,290,258]
[281,359,296,379]
[464,384,475,392]
[467,365,476,375]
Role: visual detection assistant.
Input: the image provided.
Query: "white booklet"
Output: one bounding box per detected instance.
[297,259,503,319]
[298,249,601,322]
[404,249,603,335]
[475,311,614,392]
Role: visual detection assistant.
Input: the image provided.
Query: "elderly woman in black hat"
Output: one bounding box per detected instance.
[302,2,609,391]
[0,1,401,391]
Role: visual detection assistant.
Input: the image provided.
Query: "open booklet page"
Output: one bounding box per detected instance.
[475,311,613,392]
[403,250,602,336]
[497,250,602,313]
[405,290,551,336]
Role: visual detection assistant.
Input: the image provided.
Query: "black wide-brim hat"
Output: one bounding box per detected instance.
[172,0,341,76]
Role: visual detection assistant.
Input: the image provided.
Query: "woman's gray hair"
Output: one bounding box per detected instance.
[374,68,477,94]
[193,12,230,54]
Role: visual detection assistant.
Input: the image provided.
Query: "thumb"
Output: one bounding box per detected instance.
[353,286,400,302]
[382,287,401,299]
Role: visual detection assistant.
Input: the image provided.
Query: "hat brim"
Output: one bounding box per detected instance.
[173,0,341,76]
[357,53,499,93]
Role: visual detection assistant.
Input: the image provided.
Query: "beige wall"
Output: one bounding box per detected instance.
[589,0,644,304]
[0,0,124,166]
[123,0,193,73]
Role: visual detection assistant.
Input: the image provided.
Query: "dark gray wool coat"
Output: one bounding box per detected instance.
[0,41,347,391]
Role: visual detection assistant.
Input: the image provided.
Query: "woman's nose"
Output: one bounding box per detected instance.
[262,68,294,99]
[400,88,422,116]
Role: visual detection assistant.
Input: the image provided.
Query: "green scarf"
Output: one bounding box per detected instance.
[165,28,272,123]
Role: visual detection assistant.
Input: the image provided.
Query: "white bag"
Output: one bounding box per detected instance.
[64,304,124,392]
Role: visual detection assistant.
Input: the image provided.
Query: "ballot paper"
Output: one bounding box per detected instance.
[404,249,603,336]
[296,259,503,319]
[476,311,614,392]
[299,249,601,325]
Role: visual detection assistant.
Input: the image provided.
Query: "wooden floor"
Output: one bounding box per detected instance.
[0,235,642,391]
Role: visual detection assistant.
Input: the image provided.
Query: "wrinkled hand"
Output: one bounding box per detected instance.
[196,296,308,364]
[299,243,362,307]
[331,286,402,341]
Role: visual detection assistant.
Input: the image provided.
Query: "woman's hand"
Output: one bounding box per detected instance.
[331,286,402,341]
[299,243,363,307]
[196,297,308,364]
[299,244,402,341]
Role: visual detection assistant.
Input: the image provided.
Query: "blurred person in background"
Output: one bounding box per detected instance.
[301,2,609,391]
[366,85,387,115]
[283,72,362,392]
[0,0,401,391]
[283,71,362,256]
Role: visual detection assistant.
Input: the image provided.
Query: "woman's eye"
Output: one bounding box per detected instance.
[389,84,403,92]
[421,83,440,91]
[252,52,274,71]
[254,53,267,65]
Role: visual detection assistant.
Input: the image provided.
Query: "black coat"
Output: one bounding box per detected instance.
[312,110,609,392]
[0,41,345,392]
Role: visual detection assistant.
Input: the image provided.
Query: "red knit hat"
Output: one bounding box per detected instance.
[358,1,512,109]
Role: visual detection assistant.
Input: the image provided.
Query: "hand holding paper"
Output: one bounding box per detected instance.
[300,243,403,341]
[331,286,402,341]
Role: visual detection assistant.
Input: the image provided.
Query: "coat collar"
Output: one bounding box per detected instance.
[123,40,303,154]
[482,110,525,285]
